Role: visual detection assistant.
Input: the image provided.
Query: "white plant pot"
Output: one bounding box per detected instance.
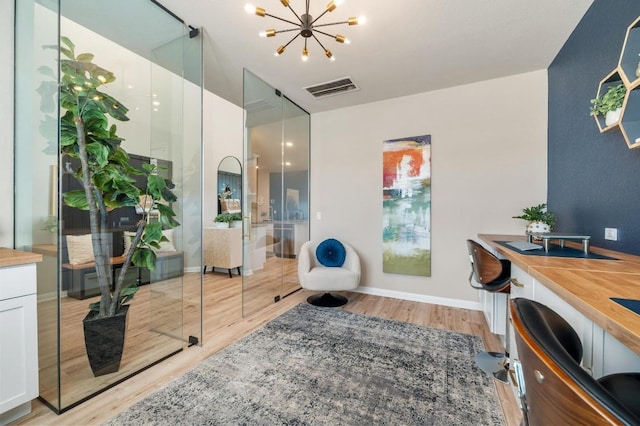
[230,220,243,229]
[605,107,622,126]
[526,222,550,234]
[214,222,229,228]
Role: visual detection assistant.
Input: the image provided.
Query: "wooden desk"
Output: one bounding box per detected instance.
[479,234,640,357]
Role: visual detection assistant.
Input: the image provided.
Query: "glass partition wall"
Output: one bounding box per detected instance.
[14,0,203,413]
[242,70,310,316]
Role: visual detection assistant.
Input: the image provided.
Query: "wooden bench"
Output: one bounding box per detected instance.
[64,251,184,300]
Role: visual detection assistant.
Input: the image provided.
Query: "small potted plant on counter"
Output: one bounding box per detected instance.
[513,203,556,234]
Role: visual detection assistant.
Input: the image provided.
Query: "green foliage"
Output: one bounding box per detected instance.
[512,203,556,227]
[59,36,179,318]
[590,83,626,117]
[88,285,138,313]
[214,213,233,223]
[230,212,242,221]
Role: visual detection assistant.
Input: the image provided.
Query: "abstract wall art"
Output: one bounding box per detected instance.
[382,134,431,277]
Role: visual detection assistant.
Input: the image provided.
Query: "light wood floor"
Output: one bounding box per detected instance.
[13,269,521,425]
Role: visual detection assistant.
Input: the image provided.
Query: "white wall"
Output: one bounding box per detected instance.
[0,0,14,247]
[203,91,243,226]
[311,70,548,306]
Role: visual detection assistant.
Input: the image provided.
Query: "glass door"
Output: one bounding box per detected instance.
[280,97,310,297]
[14,0,203,412]
[242,70,309,316]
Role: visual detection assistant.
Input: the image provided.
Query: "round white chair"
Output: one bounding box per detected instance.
[298,239,360,307]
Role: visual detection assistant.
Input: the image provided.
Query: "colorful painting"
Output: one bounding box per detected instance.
[383,134,431,277]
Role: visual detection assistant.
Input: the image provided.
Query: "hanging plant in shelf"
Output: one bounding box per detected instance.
[590,83,626,126]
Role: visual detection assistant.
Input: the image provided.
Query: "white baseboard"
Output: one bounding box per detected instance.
[351,286,482,311]
[38,290,65,302]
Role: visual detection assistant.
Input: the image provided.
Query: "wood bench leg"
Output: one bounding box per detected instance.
[227,268,232,278]
[236,267,242,276]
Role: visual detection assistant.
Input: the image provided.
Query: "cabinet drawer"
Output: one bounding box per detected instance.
[0,264,36,300]
[509,264,534,300]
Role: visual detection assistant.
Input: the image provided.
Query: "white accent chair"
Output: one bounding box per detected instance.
[298,239,361,307]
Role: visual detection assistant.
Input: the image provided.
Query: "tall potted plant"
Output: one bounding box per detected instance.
[59,37,179,376]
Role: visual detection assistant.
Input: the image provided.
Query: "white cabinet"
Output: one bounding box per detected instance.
[293,222,309,256]
[0,263,39,425]
[533,279,596,373]
[592,323,640,378]
[480,290,507,335]
[504,267,640,379]
[507,263,534,362]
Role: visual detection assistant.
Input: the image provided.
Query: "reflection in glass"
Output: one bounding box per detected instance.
[242,70,310,316]
[14,0,202,412]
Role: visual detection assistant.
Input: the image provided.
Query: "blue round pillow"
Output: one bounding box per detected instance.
[316,238,346,267]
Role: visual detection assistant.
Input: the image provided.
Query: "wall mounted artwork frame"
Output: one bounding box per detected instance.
[382,134,431,277]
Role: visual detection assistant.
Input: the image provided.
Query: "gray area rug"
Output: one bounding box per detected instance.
[105,303,504,425]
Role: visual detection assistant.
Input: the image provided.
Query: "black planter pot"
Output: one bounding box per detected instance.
[83,305,129,377]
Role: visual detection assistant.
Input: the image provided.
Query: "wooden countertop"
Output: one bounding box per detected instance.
[0,247,43,267]
[479,234,640,356]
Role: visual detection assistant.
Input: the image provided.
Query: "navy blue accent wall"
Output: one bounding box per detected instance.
[548,0,640,254]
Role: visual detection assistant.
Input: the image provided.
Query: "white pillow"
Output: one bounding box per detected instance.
[66,234,95,265]
[158,229,177,252]
[124,229,177,254]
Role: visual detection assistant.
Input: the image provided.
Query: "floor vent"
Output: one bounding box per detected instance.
[304,77,359,99]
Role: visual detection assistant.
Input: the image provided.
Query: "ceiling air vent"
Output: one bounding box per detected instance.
[304,77,359,99]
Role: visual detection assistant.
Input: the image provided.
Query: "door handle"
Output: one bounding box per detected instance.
[243,214,251,238]
[510,278,525,288]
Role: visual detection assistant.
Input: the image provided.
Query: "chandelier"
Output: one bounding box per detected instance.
[244,1,365,61]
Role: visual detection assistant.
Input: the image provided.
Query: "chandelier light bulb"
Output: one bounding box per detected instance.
[245,4,266,16]
[248,0,362,61]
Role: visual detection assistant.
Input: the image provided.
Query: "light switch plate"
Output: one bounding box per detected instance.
[605,228,618,241]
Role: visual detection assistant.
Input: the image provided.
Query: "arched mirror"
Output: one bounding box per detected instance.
[217,156,242,215]
[203,156,243,277]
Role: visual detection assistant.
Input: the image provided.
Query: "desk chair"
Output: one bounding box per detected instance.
[511,298,640,426]
[467,239,512,383]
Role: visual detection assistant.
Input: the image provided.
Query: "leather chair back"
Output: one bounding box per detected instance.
[511,298,640,425]
[467,239,511,293]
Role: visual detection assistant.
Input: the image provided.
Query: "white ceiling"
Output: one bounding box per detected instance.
[159,0,593,113]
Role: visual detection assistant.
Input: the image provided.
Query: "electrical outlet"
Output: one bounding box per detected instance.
[604,228,618,241]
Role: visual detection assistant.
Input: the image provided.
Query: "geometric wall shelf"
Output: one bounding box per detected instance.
[594,15,640,149]
[593,68,623,133]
